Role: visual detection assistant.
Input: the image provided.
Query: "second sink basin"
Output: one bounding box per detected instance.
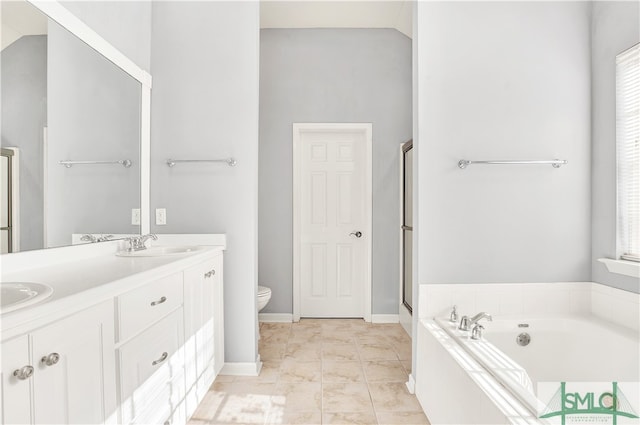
[1,282,54,314]
[116,245,206,257]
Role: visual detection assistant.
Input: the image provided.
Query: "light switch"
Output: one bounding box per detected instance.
[131,208,140,225]
[156,208,167,225]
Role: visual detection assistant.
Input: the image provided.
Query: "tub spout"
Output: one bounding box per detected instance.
[469,312,492,325]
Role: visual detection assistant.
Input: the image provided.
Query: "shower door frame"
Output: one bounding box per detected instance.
[399,140,413,335]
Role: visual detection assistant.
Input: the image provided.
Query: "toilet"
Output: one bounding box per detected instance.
[257,285,272,312]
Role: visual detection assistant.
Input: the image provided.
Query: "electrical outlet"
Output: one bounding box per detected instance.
[131,208,140,225]
[156,208,167,225]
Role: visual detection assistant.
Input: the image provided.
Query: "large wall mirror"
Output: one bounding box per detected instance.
[1,1,146,253]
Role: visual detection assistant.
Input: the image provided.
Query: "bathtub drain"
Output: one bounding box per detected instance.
[516,333,531,346]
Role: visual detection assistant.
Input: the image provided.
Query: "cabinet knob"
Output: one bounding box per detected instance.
[13,365,34,380]
[204,269,216,278]
[152,352,169,366]
[41,353,61,366]
[150,296,167,306]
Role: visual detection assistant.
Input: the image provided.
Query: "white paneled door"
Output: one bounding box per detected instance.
[293,123,372,320]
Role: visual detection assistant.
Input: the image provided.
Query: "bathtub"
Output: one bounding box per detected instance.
[431,315,640,420]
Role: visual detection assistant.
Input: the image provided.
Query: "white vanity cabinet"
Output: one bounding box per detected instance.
[183,252,224,417]
[1,247,226,425]
[0,300,117,425]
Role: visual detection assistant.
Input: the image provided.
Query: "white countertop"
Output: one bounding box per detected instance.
[1,244,224,339]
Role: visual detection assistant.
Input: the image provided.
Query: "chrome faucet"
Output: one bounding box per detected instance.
[81,234,114,243]
[459,312,492,332]
[469,312,493,325]
[126,234,158,251]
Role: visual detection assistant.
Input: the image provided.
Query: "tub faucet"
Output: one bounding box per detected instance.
[460,312,492,332]
[469,312,492,325]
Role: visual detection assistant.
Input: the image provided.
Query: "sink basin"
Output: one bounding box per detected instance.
[116,245,206,257]
[1,282,54,314]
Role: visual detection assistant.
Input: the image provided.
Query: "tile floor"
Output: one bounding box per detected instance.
[189,319,430,425]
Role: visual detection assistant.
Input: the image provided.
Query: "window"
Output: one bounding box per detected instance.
[616,43,640,262]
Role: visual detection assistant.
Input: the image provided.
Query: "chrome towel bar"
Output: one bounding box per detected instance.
[458,159,567,169]
[59,159,132,168]
[166,158,237,167]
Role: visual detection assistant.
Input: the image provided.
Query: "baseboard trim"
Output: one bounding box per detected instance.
[406,374,416,394]
[220,360,263,376]
[259,313,293,323]
[371,314,399,324]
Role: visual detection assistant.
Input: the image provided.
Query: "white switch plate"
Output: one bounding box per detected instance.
[156,208,167,225]
[131,208,140,225]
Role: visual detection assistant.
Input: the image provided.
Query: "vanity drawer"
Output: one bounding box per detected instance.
[117,272,183,342]
[118,308,185,424]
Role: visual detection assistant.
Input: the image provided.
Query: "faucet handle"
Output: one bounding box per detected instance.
[449,305,458,323]
[458,316,470,332]
[471,323,485,340]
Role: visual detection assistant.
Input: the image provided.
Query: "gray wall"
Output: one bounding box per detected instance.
[150,1,260,364]
[47,21,141,247]
[415,2,592,286]
[60,1,151,72]
[0,36,47,251]
[591,1,640,294]
[259,29,412,315]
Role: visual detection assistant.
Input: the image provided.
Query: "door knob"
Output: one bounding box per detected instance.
[350,231,363,238]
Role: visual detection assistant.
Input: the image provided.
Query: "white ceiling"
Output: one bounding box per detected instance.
[1,1,47,51]
[260,1,413,38]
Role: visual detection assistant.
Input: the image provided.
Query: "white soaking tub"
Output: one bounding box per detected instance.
[434,315,640,416]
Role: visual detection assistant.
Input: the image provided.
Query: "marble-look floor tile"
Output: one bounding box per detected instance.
[322,383,374,412]
[260,331,290,345]
[272,382,322,411]
[322,332,357,344]
[392,341,412,361]
[323,411,377,425]
[400,359,412,374]
[279,359,321,382]
[193,383,274,424]
[363,360,408,383]
[260,343,287,361]
[266,408,321,425]
[322,342,360,361]
[358,343,399,361]
[285,342,322,360]
[368,383,422,412]
[376,411,431,424]
[322,361,364,383]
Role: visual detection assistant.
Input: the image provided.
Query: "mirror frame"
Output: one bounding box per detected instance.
[27,0,152,236]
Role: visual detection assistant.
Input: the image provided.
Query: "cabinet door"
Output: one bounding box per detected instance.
[30,301,116,425]
[211,256,224,376]
[183,253,223,411]
[0,335,32,425]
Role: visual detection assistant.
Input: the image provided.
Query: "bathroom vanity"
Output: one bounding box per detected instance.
[0,242,225,425]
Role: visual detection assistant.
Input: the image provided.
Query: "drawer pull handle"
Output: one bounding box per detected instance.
[41,353,60,367]
[13,366,34,380]
[150,296,167,306]
[204,269,216,278]
[152,352,169,366]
